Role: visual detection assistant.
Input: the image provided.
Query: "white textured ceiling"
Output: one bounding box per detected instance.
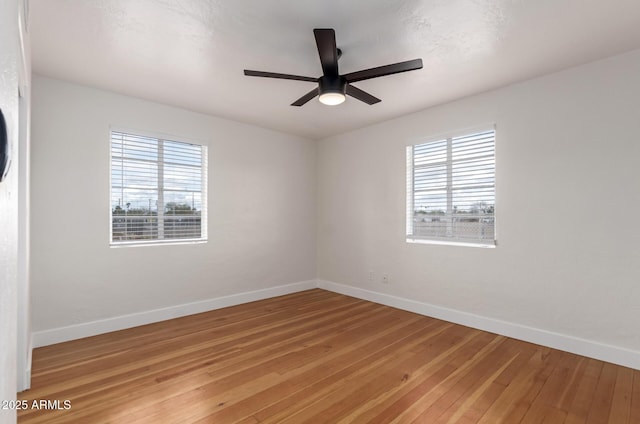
[30,0,640,140]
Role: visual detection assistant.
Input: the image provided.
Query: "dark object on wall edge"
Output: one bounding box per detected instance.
[0,108,10,182]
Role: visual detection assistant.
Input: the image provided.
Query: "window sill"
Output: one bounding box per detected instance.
[406,238,496,249]
[110,239,207,248]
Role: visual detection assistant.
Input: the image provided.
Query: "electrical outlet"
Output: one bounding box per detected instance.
[382,274,389,284]
[368,271,375,282]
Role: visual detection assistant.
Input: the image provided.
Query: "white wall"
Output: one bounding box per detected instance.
[1,0,23,421]
[30,76,316,334]
[317,49,640,356]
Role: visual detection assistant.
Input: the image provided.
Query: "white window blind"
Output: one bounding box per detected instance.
[110,130,207,245]
[406,129,495,246]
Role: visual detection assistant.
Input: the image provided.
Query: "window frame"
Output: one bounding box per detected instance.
[109,127,208,247]
[406,126,496,248]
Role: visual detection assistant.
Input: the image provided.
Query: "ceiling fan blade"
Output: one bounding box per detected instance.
[343,58,423,83]
[313,29,339,77]
[244,70,317,83]
[291,88,319,106]
[346,84,381,105]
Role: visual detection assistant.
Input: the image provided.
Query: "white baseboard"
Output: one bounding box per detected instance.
[32,280,317,348]
[317,279,640,371]
[17,368,31,393]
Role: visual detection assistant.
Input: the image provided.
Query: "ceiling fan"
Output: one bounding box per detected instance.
[244,28,423,107]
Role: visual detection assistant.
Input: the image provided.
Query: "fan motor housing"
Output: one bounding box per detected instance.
[319,75,347,96]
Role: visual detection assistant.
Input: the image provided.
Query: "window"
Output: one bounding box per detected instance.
[406,128,495,246]
[110,130,207,245]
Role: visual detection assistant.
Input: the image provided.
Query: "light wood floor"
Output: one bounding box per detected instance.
[19,289,640,423]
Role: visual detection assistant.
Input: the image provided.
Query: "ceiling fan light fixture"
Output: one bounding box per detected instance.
[319,92,346,106]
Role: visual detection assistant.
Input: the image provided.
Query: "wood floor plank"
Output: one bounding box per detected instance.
[608,367,634,423]
[564,358,604,424]
[334,328,491,424]
[454,341,539,423]
[387,335,509,423]
[631,370,640,423]
[476,347,558,423]
[17,289,639,424]
[438,351,518,423]
[520,350,582,424]
[586,362,618,423]
[255,318,458,423]
[413,341,520,423]
[120,306,423,424]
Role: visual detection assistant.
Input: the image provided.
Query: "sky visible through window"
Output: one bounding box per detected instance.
[111,132,204,215]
